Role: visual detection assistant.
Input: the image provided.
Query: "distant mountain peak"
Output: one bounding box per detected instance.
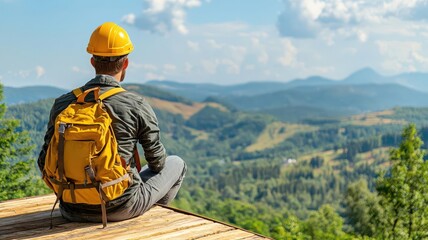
[349,67,380,78]
[344,67,384,84]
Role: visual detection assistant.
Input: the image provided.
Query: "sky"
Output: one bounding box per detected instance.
[1,0,428,89]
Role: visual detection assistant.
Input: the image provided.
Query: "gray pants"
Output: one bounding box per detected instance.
[60,155,187,222]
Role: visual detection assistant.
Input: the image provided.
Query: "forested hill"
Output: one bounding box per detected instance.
[7,79,428,238]
[7,77,428,124]
[224,83,428,121]
[4,86,67,105]
[144,71,428,122]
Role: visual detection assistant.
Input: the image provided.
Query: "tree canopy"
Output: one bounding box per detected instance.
[0,84,48,200]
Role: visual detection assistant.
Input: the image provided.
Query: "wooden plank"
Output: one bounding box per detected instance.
[25,209,190,239]
[106,214,209,238]
[0,195,270,240]
[196,229,258,240]
[241,236,271,240]
[0,210,62,229]
[60,212,197,239]
[112,219,210,240]
[0,195,55,209]
[4,209,179,240]
[32,215,207,240]
[0,207,175,239]
[0,204,56,218]
[0,217,70,240]
[145,222,232,240]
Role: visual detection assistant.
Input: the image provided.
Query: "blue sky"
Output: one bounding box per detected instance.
[1,0,428,89]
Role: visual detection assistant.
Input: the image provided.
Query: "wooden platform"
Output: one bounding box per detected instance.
[0,195,269,240]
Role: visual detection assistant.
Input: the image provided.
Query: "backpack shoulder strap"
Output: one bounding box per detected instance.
[72,87,83,97]
[99,87,126,101]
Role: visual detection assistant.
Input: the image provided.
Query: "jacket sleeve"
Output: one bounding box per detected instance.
[137,100,166,173]
[37,103,56,173]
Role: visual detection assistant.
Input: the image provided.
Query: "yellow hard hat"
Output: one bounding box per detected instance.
[87,22,134,57]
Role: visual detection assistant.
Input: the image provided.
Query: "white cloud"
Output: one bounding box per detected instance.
[278,39,299,67]
[258,50,269,64]
[277,0,428,39]
[383,0,420,14]
[145,72,165,80]
[247,34,270,64]
[376,40,428,72]
[207,39,222,49]
[72,66,91,75]
[277,0,320,38]
[221,59,240,74]
[122,13,136,25]
[201,59,241,75]
[163,64,177,72]
[35,66,45,78]
[228,45,247,63]
[129,62,158,71]
[123,0,202,35]
[311,66,335,75]
[251,37,260,47]
[18,70,30,78]
[201,60,219,74]
[187,41,199,51]
[301,0,325,20]
[357,30,368,43]
[72,66,80,72]
[412,51,428,64]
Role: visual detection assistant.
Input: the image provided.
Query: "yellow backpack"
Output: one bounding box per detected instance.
[43,87,130,228]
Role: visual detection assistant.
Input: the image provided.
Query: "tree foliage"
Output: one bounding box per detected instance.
[344,178,379,237]
[376,124,428,239]
[0,84,48,201]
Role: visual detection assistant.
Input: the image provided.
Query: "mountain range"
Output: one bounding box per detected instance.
[145,68,428,121]
[3,68,428,122]
[146,67,428,101]
[4,86,67,105]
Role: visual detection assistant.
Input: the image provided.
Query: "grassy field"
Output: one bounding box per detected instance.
[246,122,318,152]
[147,97,228,119]
[187,127,210,140]
[292,147,392,175]
[343,110,406,126]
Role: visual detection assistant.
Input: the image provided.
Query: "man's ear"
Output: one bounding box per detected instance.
[90,57,95,67]
[123,58,129,70]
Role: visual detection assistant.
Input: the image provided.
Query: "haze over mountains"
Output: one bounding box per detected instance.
[147,67,428,100]
[147,68,428,121]
[4,68,428,122]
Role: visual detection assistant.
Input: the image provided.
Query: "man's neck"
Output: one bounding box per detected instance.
[96,72,122,82]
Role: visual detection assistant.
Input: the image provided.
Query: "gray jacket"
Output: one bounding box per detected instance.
[38,75,166,211]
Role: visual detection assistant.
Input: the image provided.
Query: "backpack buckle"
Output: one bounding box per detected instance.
[59,122,67,134]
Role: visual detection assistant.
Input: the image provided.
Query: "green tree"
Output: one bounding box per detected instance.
[0,83,46,200]
[303,205,350,239]
[376,124,428,239]
[344,178,379,237]
[280,214,305,240]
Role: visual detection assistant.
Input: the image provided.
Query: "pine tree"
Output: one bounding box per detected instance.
[376,124,428,239]
[0,83,45,200]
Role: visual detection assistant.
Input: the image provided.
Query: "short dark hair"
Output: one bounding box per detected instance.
[92,55,128,75]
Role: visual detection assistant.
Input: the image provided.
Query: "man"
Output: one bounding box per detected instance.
[38,22,187,222]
